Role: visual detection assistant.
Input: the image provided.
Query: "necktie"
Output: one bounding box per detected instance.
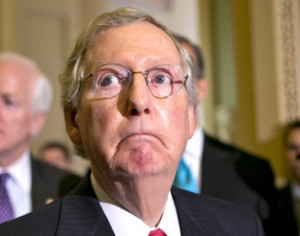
[148,228,167,236]
[173,157,200,193]
[0,173,14,223]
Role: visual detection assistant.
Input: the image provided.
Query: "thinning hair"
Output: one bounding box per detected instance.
[173,33,204,79]
[59,7,198,110]
[0,52,53,114]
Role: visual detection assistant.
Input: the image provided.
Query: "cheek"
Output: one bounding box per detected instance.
[79,102,122,153]
[163,99,191,141]
[8,111,31,130]
[90,103,124,134]
[286,153,295,164]
[286,153,300,170]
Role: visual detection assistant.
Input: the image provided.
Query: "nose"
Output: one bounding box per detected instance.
[126,73,152,116]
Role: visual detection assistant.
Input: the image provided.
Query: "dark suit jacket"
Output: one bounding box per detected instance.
[201,134,280,235]
[278,184,298,236]
[30,156,81,211]
[0,173,264,235]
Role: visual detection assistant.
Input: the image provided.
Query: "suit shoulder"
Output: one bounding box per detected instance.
[31,157,82,196]
[204,134,271,167]
[31,157,80,181]
[172,188,264,235]
[32,158,68,176]
[173,187,258,217]
[0,199,62,236]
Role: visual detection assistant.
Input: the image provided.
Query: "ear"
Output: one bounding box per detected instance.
[188,106,196,139]
[30,113,47,137]
[64,109,82,145]
[195,79,209,102]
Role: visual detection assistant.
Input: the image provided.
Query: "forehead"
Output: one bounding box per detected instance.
[85,22,181,70]
[0,61,35,94]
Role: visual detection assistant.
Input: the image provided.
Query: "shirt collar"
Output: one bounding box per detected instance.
[185,126,204,159]
[291,181,300,198]
[0,150,31,193]
[91,173,181,236]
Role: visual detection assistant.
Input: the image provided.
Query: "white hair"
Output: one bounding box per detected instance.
[0,52,53,114]
[60,7,198,110]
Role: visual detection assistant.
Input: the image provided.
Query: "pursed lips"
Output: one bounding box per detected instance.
[120,131,165,148]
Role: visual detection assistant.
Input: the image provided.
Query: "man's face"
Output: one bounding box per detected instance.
[43,148,70,171]
[0,61,37,162]
[286,128,300,181]
[67,22,194,181]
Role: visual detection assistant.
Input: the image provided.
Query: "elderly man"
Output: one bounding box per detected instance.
[40,141,72,171]
[0,53,80,223]
[0,8,264,235]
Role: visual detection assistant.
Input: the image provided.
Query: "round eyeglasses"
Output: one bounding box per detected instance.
[83,64,188,99]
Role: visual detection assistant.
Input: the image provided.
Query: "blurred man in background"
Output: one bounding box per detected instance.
[40,141,72,171]
[173,34,281,235]
[0,52,79,223]
[278,120,300,235]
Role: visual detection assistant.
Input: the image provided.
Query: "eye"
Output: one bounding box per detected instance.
[2,96,17,106]
[99,75,120,87]
[0,95,19,111]
[288,144,299,152]
[153,75,171,85]
[147,67,173,86]
[92,66,130,90]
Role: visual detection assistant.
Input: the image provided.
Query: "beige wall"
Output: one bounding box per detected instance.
[199,0,300,183]
[232,0,285,180]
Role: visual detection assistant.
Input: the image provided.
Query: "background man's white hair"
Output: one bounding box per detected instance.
[0,52,53,114]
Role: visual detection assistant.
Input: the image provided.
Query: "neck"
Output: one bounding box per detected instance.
[93,168,173,227]
[293,175,300,185]
[0,148,27,168]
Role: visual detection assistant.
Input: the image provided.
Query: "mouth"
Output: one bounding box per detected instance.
[125,132,159,141]
[120,131,165,148]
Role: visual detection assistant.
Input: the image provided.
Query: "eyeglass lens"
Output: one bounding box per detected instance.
[88,64,186,98]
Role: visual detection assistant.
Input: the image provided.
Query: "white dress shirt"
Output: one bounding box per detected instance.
[291,181,300,198]
[0,150,32,218]
[91,174,181,236]
[183,126,204,189]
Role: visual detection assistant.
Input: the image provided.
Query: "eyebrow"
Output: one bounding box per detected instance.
[0,92,18,101]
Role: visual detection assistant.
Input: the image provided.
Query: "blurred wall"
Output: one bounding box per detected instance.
[200,0,300,184]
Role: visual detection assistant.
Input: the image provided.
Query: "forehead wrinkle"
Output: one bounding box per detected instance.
[85,23,180,71]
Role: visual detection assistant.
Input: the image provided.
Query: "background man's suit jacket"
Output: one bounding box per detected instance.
[0,173,264,236]
[30,156,81,210]
[278,184,299,236]
[201,134,280,235]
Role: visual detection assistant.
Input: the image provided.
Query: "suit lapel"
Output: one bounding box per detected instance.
[172,187,227,236]
[201,135,231,197]
[56,173,115,235]
[57,195,114,236]
[31,157,51,210]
